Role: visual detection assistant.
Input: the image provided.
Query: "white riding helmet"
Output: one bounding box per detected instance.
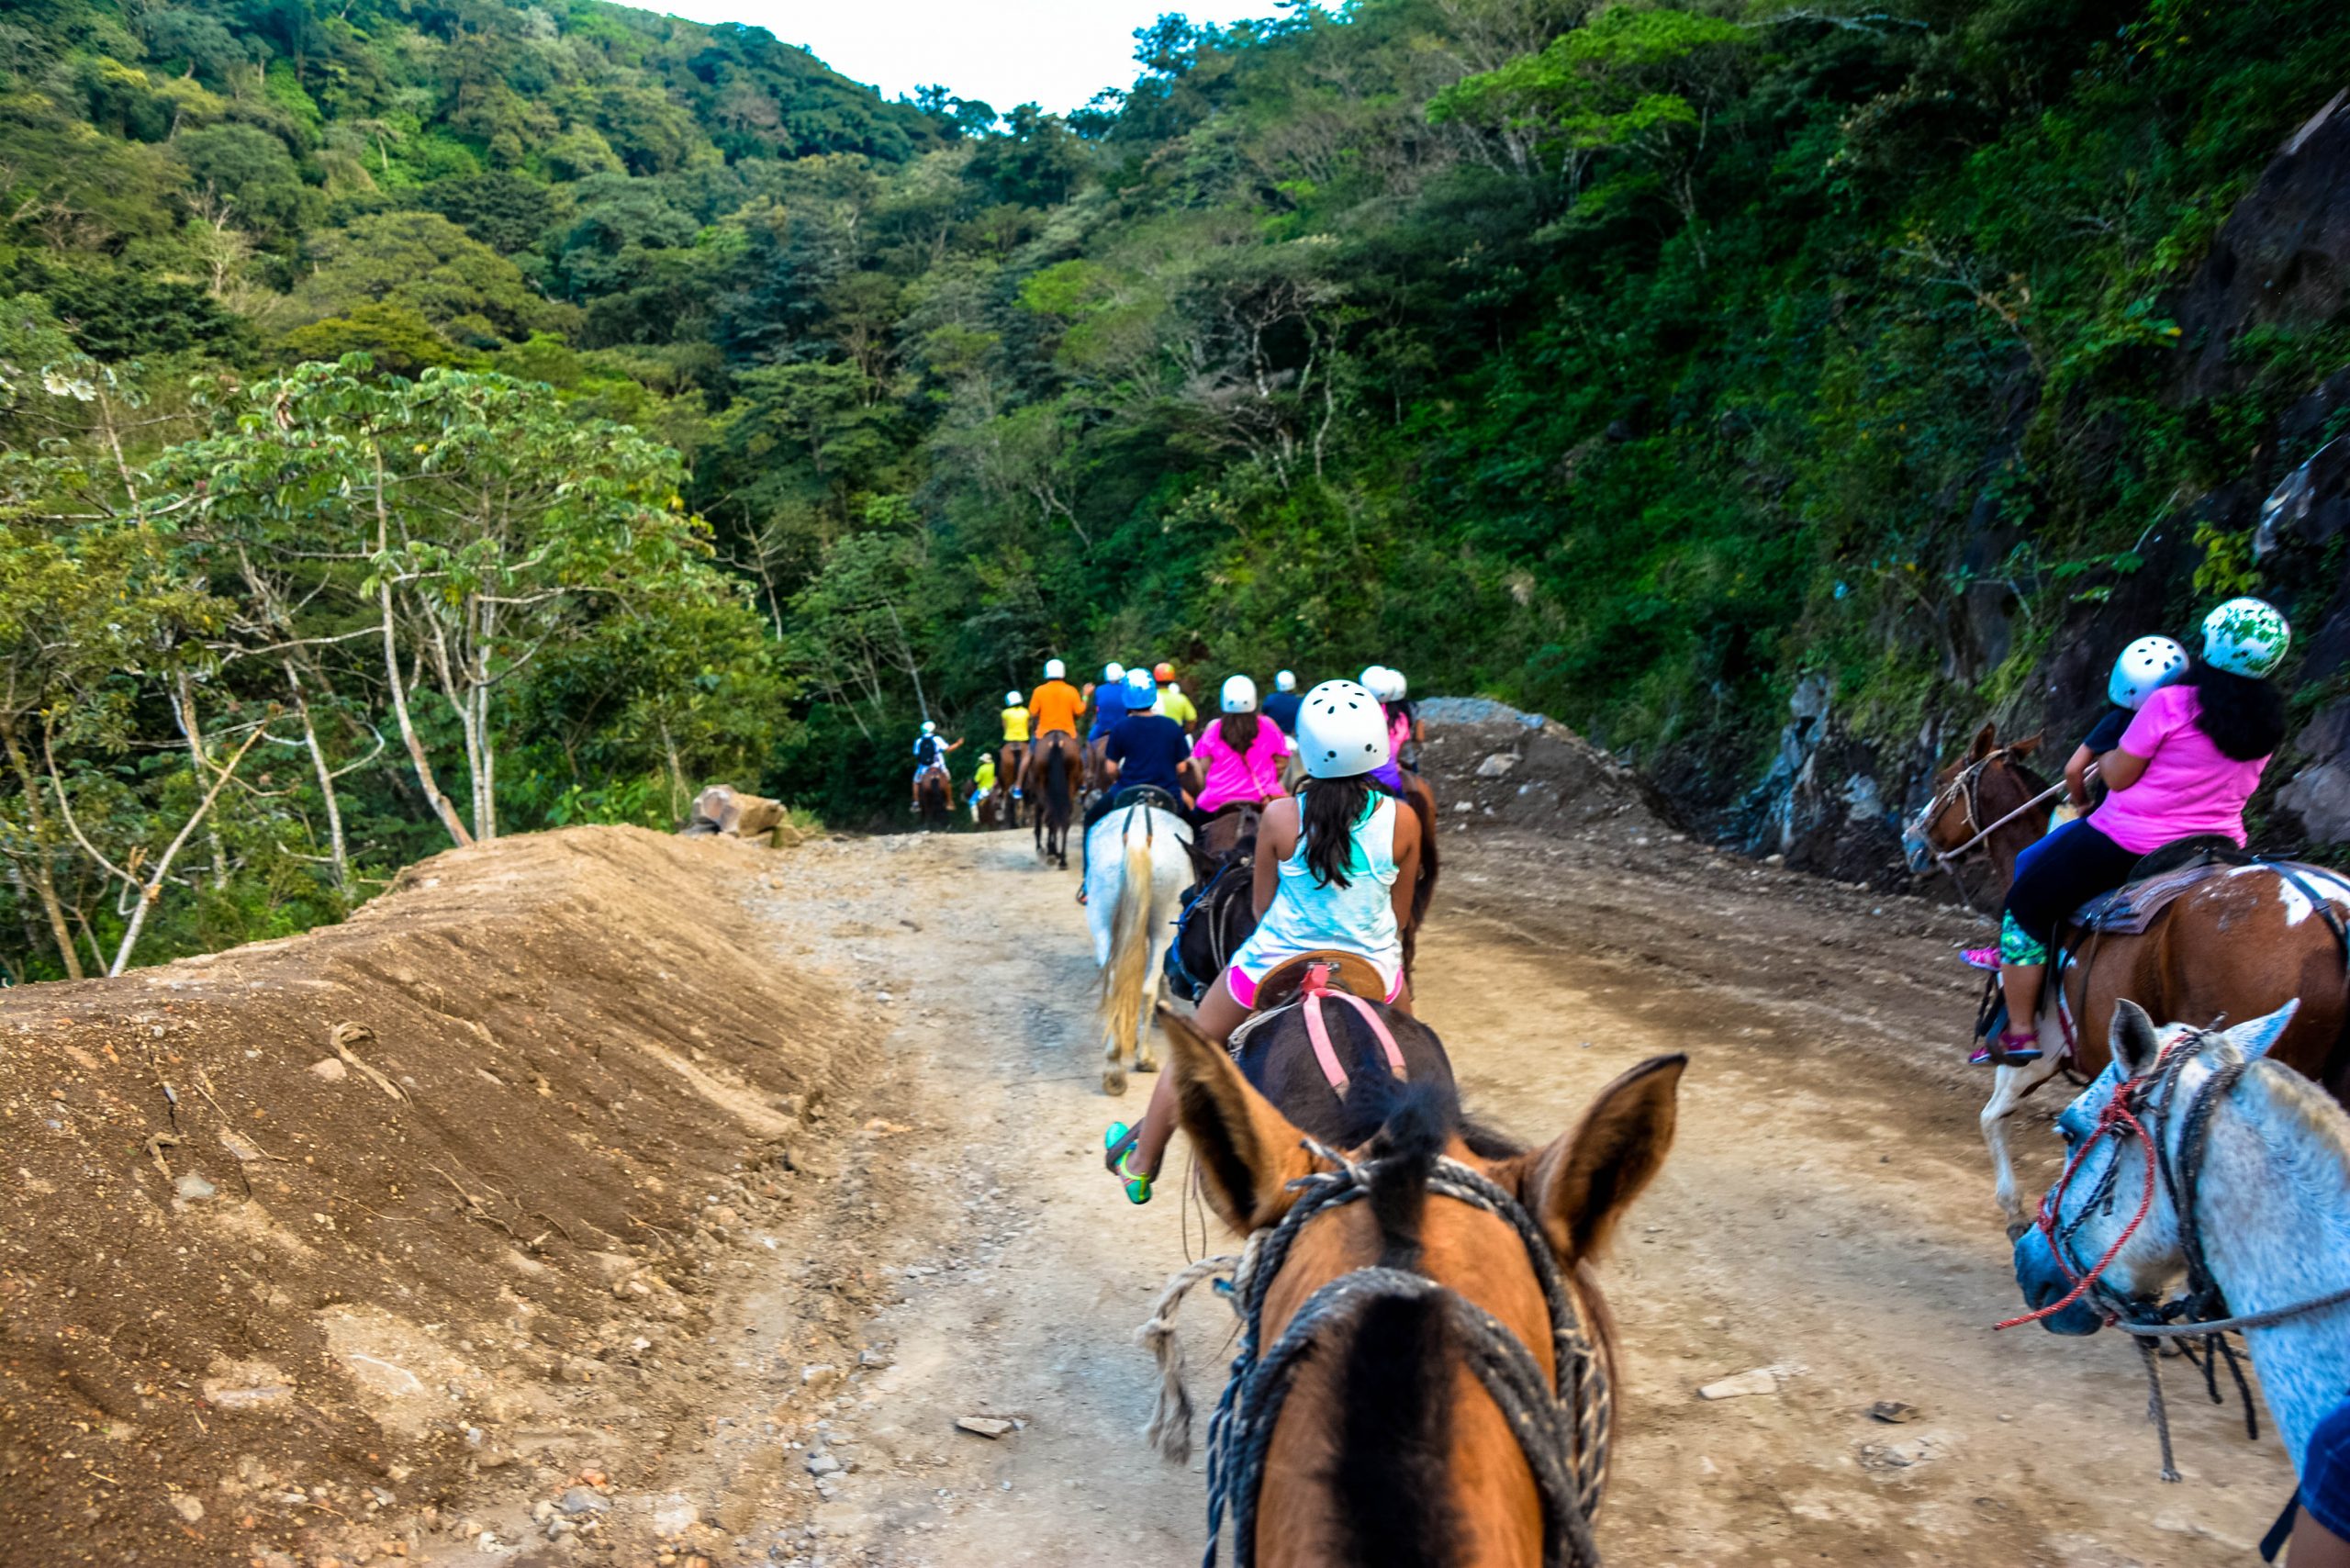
[1104,661,1125,683]
[2201,597,2292,679]
[1220,674,1258,713]
[1383,667,1408,701]
[1044,658,1066,680]
[2107,636,2188,710]
[1296,680,1391,778]
[1005,689,1023,707]
[1359,664,1391,698]
[921,720,936,735]
[1274,669,1297,692]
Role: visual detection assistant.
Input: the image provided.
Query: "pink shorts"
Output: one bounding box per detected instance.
[1225,960,1404,1010]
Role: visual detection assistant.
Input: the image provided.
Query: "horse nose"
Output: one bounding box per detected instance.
[2011,1227,2104,1337]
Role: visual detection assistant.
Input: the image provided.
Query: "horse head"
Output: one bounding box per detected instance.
[1902,723,2043,875]
[1164,1019,1683,1565]
[2011,1000,2301,1336]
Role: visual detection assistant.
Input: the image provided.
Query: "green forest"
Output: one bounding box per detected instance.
[1,0,2344,980]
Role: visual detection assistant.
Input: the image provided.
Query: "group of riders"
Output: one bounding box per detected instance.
[1960,594,2292,1066]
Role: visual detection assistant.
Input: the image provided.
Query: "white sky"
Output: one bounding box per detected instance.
[657,0,1283,115]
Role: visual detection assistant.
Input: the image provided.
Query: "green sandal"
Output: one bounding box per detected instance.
[1103,1121,1154,1205]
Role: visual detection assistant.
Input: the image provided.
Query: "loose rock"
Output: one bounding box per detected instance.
[955,1416,1015,1439]
[1697,1369,1779,1401]
[308,1057,349,1081]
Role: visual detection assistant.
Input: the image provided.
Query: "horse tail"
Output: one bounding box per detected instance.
[1101,835,1155,1051]
[1402,775,1439,982]
[1045,736,1072,825]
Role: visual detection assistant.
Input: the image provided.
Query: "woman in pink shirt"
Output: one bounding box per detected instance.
[1191,675,1292,816]
[1979,598,2291,1065]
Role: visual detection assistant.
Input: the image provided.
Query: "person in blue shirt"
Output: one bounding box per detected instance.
[1261,668,1303,736]
[1085,660,1129,789]
[1074,667,1193,901]
[2281,1400,2350,1564]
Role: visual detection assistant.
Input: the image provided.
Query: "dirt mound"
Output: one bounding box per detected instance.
[1415,700,1676,842]
[0,826,859,1566]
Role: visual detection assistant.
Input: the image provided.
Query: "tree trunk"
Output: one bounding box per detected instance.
[375,444,472,848]
[173,672,229,890]
[0,717,84,980]
[110,726,263,976]
[287,666,348,894]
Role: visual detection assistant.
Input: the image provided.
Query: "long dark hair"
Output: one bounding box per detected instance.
[2181,661,2287,763]
[1298,775,1393,889]
[1218,707,1261,755]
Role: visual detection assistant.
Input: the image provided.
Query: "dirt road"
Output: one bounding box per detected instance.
[725,824,2296,1568]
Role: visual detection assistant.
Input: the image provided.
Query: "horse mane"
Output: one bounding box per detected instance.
[1333,1080,1464,1568]
[2246,1057,2350,1175]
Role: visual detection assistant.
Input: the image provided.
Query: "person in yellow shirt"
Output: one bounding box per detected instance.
[999,689,1032,802]
[970,754,998,824]
[1156,663,1199,734]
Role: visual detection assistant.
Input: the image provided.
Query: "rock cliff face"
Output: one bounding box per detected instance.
[1729,95,2350,885]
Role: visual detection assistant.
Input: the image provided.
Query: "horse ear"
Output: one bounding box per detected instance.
[1968,722,1997,760]
[2009,733,2043,759]
[1503,1054,1684,1265]
[1159,1005,1316,1234]
[2109,1000,2163,1077]
[2226,1000,2301,1061]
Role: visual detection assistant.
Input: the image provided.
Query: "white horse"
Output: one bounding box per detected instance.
[2010,999,2350,1479]
[1085,800,1193,1095]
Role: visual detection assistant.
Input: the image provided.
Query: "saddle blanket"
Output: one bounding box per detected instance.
[2075,857,2350,936]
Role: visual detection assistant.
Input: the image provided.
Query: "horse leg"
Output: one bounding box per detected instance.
[1981,1048,2064,1238]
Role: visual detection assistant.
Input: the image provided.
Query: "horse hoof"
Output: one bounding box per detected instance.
[1102,1068,1126,1096]
[1135,1052,1159,1075]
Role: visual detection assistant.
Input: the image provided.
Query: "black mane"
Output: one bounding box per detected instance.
[1333,1079,1465,1568]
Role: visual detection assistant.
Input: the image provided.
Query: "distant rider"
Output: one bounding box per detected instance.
[969,754,997,823]
[1191,674,1292,818]
[1086,661,1130,784]
[910,720,964,812]
[1105,678,1419,1202]
[1026,658,1085,800]
[999,689,1032,801]
[1075,666,1194,902]
[1262,669,1304,736]
[1976,599,2289,1066]
[1154,662,1200,734]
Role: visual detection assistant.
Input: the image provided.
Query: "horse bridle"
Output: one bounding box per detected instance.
[1193,1141,1609,1568]
[1909,748,2065,867]
[1999,1031,2350,1480]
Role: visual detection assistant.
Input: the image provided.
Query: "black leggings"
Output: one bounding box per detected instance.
[2003,818,2140,956]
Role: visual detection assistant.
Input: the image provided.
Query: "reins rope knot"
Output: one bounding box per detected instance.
[1138,1137,1610,1568]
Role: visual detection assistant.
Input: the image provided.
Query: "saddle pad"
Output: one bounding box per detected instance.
[2074,857,2343,936]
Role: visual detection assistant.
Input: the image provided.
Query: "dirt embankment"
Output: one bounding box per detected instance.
[0,827,868,1568]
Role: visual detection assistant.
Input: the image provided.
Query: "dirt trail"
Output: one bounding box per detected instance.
[736,824,2297,1568]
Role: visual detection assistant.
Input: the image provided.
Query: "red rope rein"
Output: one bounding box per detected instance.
[1994,1088,2160,1331]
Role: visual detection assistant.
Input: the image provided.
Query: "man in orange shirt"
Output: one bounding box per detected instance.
[1028,657,1084,740]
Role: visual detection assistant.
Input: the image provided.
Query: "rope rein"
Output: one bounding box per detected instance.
[2000,1029,2350,1480]
[1138,1139,1610,1568]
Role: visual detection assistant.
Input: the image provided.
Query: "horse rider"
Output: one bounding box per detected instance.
[1262,668,1304,736]
[999,689,1032,802]
[1381,666,1423,771]
[1975,598,2290,1066]
[1075,666,1194,902]
[1191,674,1292,821]
[1104,678,1421,1203]
[1024,657,1084,791]
[1961,634,2188,970]
[1086,660,1131,783]
[909,720,964,812]
[1155,660,1200,734]
[1360,666,1415,792]
[969,753,997,823]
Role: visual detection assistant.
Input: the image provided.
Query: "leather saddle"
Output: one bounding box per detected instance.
[1253,950,1385,1011]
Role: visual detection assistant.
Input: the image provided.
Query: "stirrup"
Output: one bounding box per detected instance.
[1972,1030,2042,1067]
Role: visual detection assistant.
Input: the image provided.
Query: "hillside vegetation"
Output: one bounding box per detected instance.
[3,0,2347,979]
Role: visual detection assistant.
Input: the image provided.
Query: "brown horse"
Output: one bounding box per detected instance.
[1396,768,1442,981]
[1024,730,1082,869]
[997,741,1030,823]
[1157,1006,1683,1567]
[1908,723,2350,1235]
